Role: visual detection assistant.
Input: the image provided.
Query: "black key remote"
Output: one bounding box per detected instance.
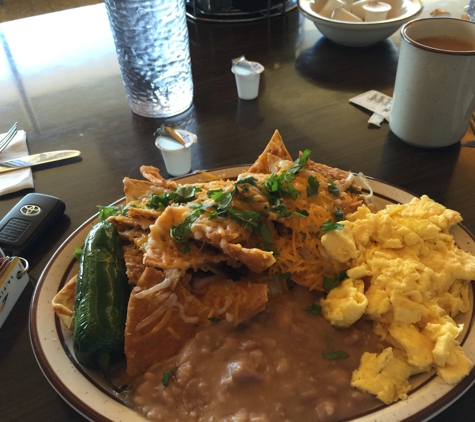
[0,193,65,256]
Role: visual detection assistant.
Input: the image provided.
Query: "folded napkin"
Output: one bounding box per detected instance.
[0,130,34,196]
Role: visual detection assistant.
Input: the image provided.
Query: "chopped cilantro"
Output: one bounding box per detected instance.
[262,170,299,202]
[170,208,205,247]
[300,231,307,242]
[235,176,258,186]
[334,207,344,222]
[281,272,292,280]
[147,186,201,210]
[97,205,124,221]
[260,211,270,219]
[161,367,178,387]
[174,186,202,201]
[208,208,227,220]
[208,317,221,323]
[293,208,309,218]
[270,201,291,219]
[164,149,318,258]
[283,183,300,200]
[289,149,311,174]
[146,193,169,210]
[320,220,344,233]
[323,270,348,292]
[264,173,281,193]
[207,189,233,209]
[306,176,320,197]
[228,208,260,229]
[328,184,340,196]
[322,335,349,360]
[73,247,83,260]
[259,225,278,255]
[347,186,362,194]
[303,303,321,315]
[260,223,275,251]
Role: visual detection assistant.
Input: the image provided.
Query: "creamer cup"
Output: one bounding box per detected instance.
[231,57,265,101]
[155,130,195,176]
[363,2,391,21]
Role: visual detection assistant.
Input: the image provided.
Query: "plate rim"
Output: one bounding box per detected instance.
[29,167,475,422]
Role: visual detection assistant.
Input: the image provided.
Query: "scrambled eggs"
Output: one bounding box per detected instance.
[321,195,475,404]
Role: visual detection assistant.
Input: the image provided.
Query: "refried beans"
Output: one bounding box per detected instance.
[118,286,385,421]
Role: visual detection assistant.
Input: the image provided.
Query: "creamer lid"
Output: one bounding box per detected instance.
[154,125,196,151]
[231,55,264,75]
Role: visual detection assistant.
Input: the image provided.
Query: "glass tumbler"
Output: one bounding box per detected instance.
[104,0,194,118]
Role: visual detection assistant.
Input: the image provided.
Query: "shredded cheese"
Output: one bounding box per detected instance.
[151,308,173,333]
[134,292,172,331]
[356,172,373,203]
[192,170,220,180]
[167,326,181,340]
[271,173,345,290]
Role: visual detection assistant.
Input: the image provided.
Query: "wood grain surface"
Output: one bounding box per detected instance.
[0,2,474,421]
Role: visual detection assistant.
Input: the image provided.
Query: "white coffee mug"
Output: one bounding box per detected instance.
[389,18,475,148]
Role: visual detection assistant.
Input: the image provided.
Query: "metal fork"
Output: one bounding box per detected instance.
[0,122,18,154]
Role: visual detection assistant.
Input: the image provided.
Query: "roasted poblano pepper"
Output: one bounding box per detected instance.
[73,221,131,394]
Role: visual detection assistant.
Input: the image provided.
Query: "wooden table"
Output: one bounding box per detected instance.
[0,1,474,421]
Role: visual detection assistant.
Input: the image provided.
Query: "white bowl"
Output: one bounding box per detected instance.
[299,0,423,47]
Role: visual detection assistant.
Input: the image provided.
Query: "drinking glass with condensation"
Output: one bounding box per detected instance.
[231,57,265,100]
[155,129,196,176]
[104,0,193,118]
[389,18,475,148]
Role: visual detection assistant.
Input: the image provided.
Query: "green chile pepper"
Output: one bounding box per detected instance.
[73,221,131,394]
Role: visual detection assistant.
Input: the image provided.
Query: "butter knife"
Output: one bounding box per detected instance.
[0,150,81,173]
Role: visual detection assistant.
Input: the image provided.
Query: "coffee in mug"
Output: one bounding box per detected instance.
[389,18,475,148]
[416,35,475,51]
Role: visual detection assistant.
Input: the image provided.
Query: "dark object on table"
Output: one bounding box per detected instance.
[197,0,232,13]
[0,193,65,256]
[232,0,286,11]
[186,0,296,21]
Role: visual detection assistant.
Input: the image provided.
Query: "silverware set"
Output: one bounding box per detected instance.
[0,123,81,172]
[0,122,18,154]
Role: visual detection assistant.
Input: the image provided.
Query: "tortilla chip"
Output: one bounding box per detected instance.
[123,177,167,204]
[125,267,210,377]
[52,275,77,331]
[144,197,275,273]
[122,244,146,285]
[248,130,293,173]
[219,243,276,273]
[140,165,174,187]
[307,160,350,183]
[193,279,268,326]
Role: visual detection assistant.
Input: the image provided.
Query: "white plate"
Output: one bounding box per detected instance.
[30,167,475,422]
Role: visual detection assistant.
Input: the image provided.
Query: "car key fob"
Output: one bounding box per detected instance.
[0,193,65,256]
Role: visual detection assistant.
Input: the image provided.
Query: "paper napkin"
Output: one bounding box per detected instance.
[349,90,393,127]
[0,130,34,196]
